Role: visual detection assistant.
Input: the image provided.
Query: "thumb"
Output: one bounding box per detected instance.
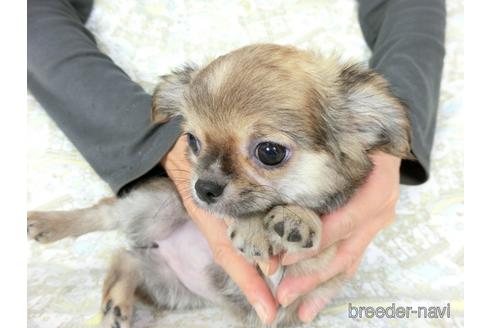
[258,255,280,277]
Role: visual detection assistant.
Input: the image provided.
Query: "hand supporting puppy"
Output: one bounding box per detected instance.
[162,135,279,325]
[276,151,402,322]
[163,136,401,324]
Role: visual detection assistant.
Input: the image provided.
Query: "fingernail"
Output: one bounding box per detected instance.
[300,298,330,323]
[280,254,290,266]
[258,261,270,276]
[300,308,317,323]
[281,257,296,266]
[280,292,298,308]
[253,302,269,324]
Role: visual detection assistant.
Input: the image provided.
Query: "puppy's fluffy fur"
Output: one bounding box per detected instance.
[28,44,411,327]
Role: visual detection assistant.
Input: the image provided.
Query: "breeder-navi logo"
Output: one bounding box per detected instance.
[348,303,451,319]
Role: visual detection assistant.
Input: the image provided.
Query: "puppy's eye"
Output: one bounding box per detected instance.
[186,133,201,155]
[255,142,287,166]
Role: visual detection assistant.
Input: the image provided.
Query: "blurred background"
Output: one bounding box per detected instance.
[27,1,463,327]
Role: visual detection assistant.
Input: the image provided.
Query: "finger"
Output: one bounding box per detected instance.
[180,198,277,324]
[212,243,277,324]
[258,255,280,277]
[277,219,379,307]
[345,254,364,278]
[298,296,332,323]
[281,206,359,266]
[315,153,400,249]
[343,213,388,278]
[281,248,318,266]
[277,248,350,307]
[161,136,279,323]
[161,135,190,174]
[166,134,188,158]
[319,206,359,249]
[297,286,339,323]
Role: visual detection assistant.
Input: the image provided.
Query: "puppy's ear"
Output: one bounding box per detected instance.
[151,64,197,124]
[338,64,412,159]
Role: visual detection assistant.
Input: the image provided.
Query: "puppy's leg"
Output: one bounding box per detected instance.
[27,178,188,245]
[101,249,141,328]
[27,197,118,243]
[265,205,322,253]
[101,247,211,327]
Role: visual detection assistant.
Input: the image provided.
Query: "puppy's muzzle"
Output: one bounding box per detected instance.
[195,179,225,204]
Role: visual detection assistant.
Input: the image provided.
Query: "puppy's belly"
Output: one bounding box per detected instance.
[153,220,218,302]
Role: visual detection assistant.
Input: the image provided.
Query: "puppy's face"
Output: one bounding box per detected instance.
[152,45,411,218]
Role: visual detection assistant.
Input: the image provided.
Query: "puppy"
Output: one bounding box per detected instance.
[27,44,411,327]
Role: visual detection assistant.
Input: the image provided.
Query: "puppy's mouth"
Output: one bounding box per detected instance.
[191,194,270,219]
[190,182,277,219]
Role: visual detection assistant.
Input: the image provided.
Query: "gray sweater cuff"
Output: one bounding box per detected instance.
[112,117,182,195]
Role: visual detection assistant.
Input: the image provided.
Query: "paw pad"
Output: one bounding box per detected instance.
[266,205,322,253]
[103,299,113,315]
[287,229,302,242]
[102,298,129,328]
[273,221,284,237]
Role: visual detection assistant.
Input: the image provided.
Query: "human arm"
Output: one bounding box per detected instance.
[28,2,278,323]
[27,0,181,194]
[359,0,446,184]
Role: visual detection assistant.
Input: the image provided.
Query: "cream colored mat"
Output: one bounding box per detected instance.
[27,1,464,327]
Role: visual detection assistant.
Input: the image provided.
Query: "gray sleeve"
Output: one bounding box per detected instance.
[27,0,182,195]
[357,0,446,185]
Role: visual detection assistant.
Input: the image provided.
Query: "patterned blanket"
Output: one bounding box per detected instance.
[27,0,464,327]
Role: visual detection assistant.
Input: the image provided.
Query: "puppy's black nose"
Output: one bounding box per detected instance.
[195,179,225,204]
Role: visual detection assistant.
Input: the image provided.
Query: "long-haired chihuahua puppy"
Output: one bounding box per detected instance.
[28,44,411,327]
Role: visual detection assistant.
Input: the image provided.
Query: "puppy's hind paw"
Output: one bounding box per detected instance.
[266,205,322,253]
[27,211,65,243]
[101,298,131,328]
[101,250,140,328]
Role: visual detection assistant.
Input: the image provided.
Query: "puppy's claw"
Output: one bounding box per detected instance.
[273,221,284,237]
[103,299,113,315]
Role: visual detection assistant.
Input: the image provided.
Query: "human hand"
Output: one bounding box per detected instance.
[276,151,402,322]
[161,135,279,325]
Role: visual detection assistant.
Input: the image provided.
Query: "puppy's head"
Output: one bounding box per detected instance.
[152,44,411,218]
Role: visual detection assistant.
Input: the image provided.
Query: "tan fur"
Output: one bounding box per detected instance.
[153,45,411,221]
[153,44,412,324]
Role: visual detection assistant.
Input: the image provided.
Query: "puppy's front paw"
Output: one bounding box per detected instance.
[27,211,65,243]
[227,218,281,262]
[266,205,322,253]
